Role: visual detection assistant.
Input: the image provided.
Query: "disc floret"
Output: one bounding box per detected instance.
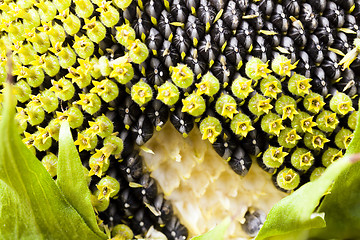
[231,76,254,99]
[56,9,81,36]
[90,79,119,103]
[89,151,109,177]
[335,128,354,149]
[73,35,94,59]
[50,78,75,101]
[170,64,194,89]
[215,94,239,119]
[330,92,354,115]
[260,75,282,99]
[303,92,326,114]
[245,57,272,80]
[291,148,314,171]
[85,115,114,138]
[199,116,222,144]
[131,80,153,107]
[304,130,330,150]
[276,168,300,191]
[288,74,312,96]
[249,93,273,116]
[181,93,206,117]
[278,128,301,148]
[316,111,339,132]
[128,39,149,64]
[195,72,220,97]
[41,153,58,177]
[74,131,98,152]
[230,113,255,137]
[96,1,119,28]
[115,24,136,47]
[262,146,288,169]
[109,54,134,84]
[56,106,84,129]
[96,176,120,200]
[322,148,343,167]
[75,93,101,115]
[156,81,180,106]
[271,54,297,77]
[261,112,285,136]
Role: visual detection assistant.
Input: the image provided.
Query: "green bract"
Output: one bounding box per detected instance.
[0,84,107,239]
[191,217,231,240]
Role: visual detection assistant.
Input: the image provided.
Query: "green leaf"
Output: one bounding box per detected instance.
[255,154,355,240]
[265,230,312,240]
[309,104,360,239]
[191,217,231,240]
[309,162,360,239]
[0,84,105,240]
[57,120,106,238]
[0,179,42,239]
